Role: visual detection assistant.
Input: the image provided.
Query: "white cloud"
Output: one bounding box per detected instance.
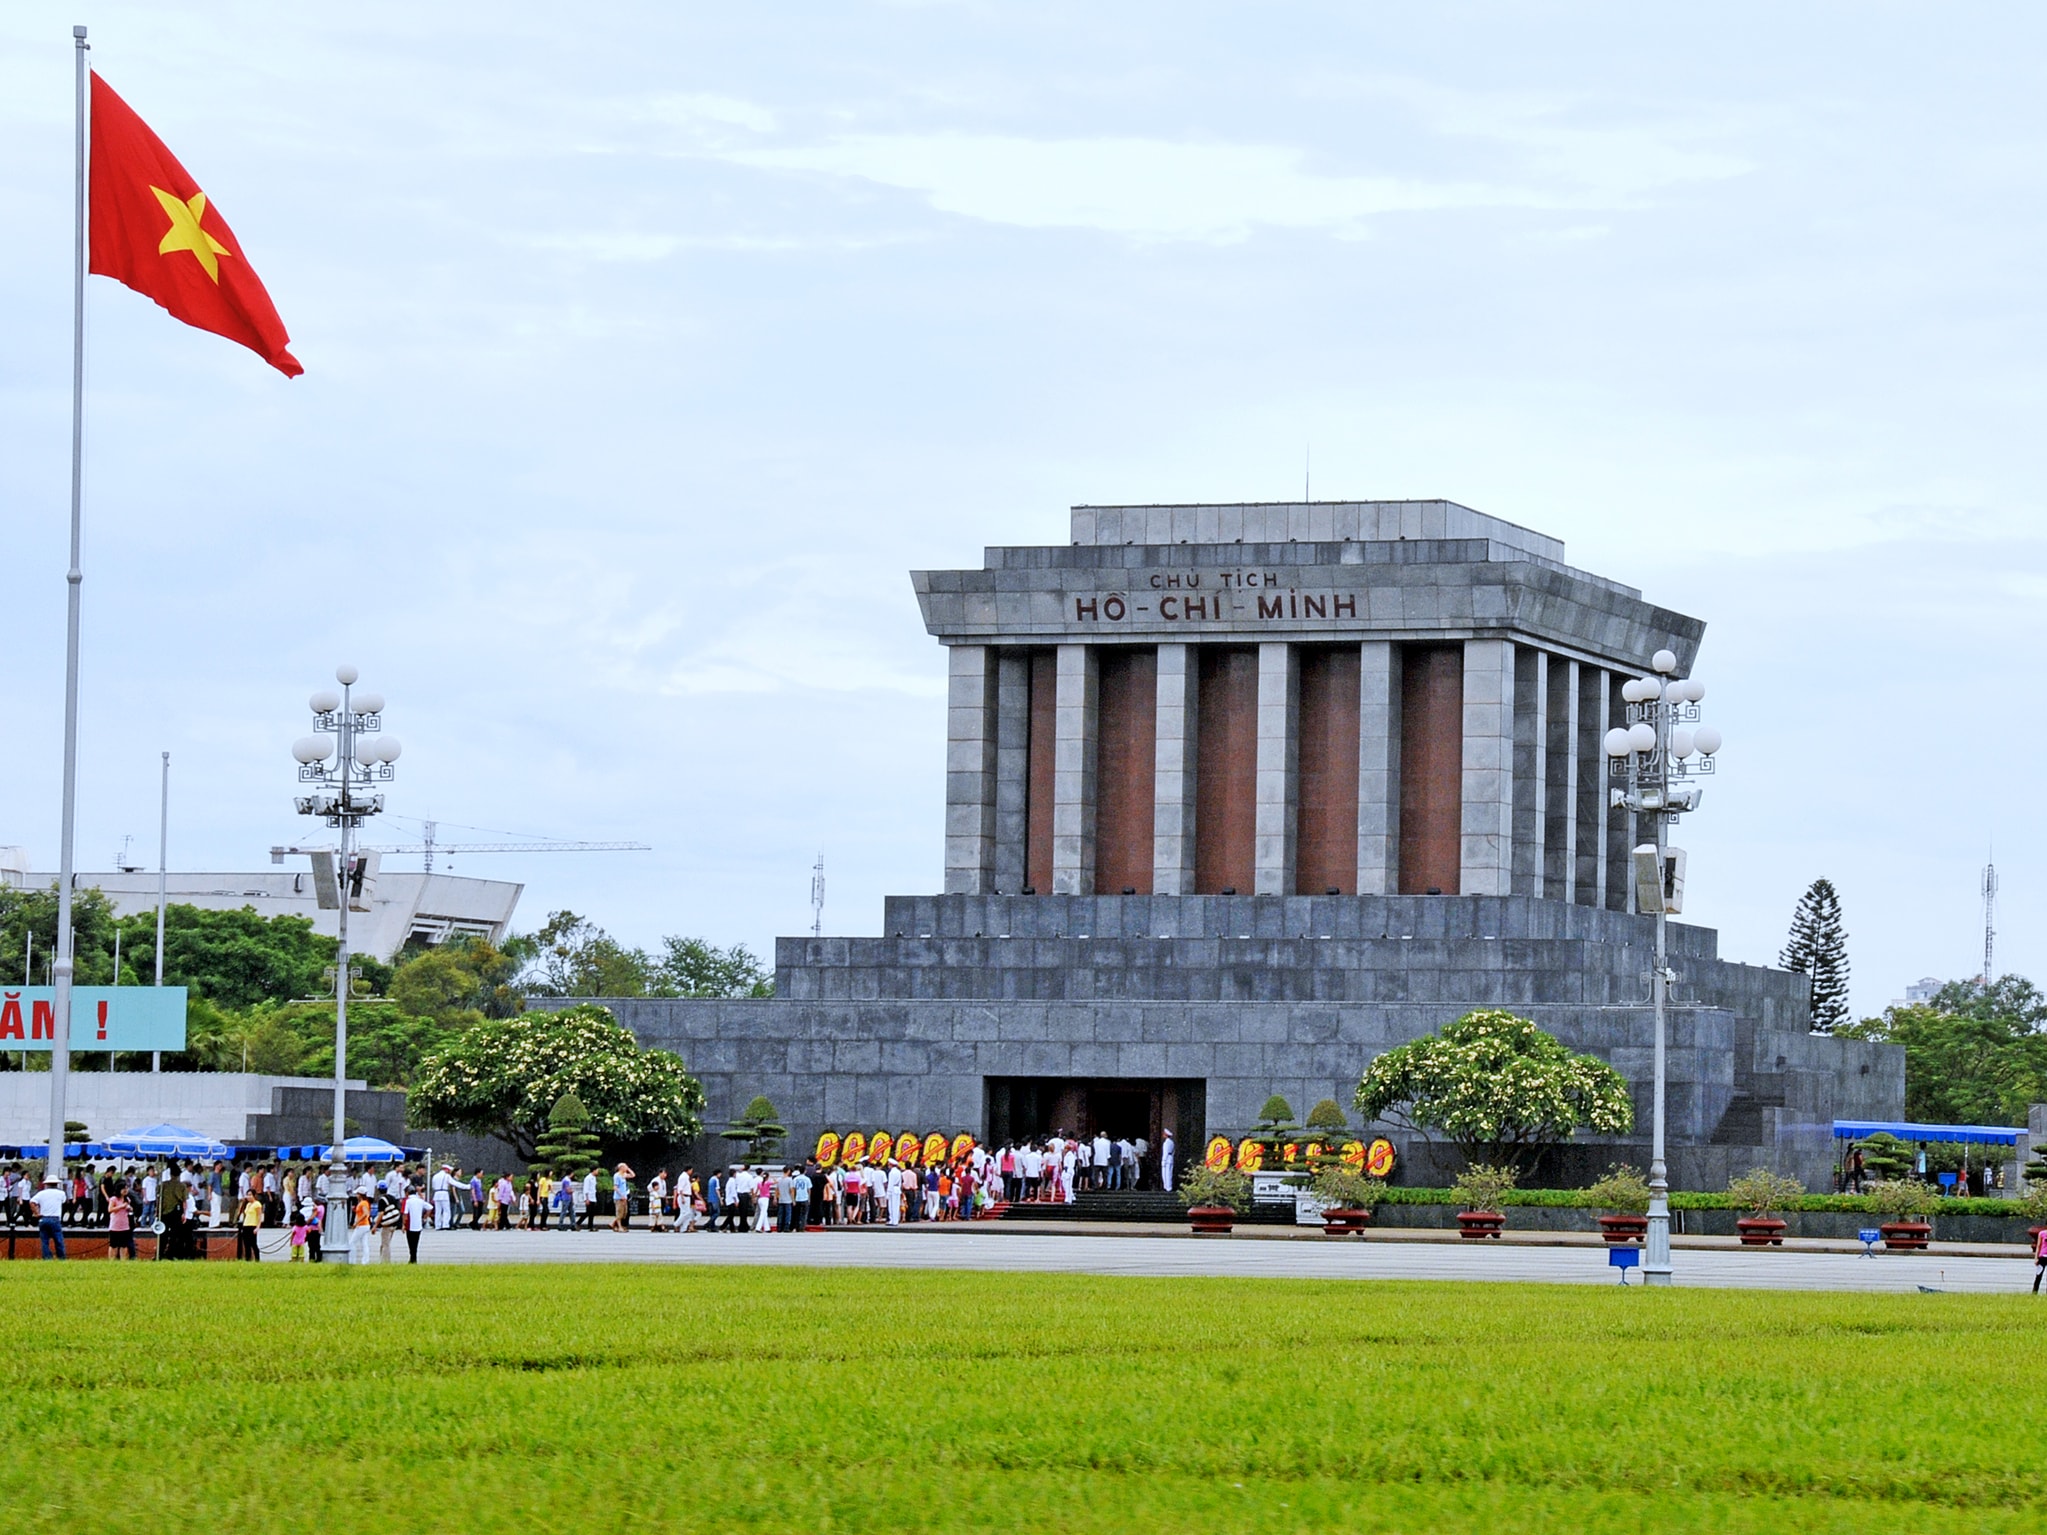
[719,114,1752,241]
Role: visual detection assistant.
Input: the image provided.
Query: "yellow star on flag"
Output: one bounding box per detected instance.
[150,185,230,283]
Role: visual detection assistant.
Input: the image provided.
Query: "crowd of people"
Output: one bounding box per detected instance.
[1,1126,1185,1257]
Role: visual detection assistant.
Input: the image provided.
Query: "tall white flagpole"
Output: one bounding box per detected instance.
[49,22,91,1178]
[154,750,168,1071]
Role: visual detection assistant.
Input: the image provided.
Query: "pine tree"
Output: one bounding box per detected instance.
[531,1091,603,1175]
[1780,878,1851,1034]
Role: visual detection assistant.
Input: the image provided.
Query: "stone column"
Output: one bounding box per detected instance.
[1590,666,1612,910]
[1152,643,1198,895]
[1254,642,1297,895]
[1547,658,1578,902]
[1050,644,1098,895]
[992,651,1031,895]
[1356,640,1397,894]
[1511,648,1546,897]
[1459,639,1515,897]
[943,645,996,895]
[1605,670,1632,910]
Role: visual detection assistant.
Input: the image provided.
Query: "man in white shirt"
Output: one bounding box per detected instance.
[141,1170,159,1225]
[1160,1129,1176,1193]
[1091,1133,1111,1191]
[31,1176,67,1259]
[580,1168,599,1230]
[402,1186,429,1262]
[431,1165,453,1231]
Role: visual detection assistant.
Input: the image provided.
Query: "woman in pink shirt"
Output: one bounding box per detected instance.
[107,1184,135,1259]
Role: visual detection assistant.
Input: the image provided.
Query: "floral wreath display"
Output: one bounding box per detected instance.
[1222,1136,1395,1177]
[812,1131,979,1168]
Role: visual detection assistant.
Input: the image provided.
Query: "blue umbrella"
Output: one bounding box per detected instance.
[323,1136,407,1163]
[104,1123,235,1159]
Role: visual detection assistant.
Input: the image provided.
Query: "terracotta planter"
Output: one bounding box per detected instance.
[1321,1208,1371,1237]
[1735,1217,1788,1247]
[1456,1210,1505,1240]
[1596,1214,1648,1245]
[1187,1205,1237,1236]
[1879,1220,1932,1251]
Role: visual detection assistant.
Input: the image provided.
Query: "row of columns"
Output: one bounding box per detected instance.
[945,641,1633,905]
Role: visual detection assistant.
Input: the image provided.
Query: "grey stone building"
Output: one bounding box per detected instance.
[594,500,1900,1191]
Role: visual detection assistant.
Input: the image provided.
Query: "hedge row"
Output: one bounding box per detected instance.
[1376,1186,2044,1217]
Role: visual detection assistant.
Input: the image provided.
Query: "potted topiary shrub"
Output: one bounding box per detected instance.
[1867,1178,1937,1250]
[1178,1166,1250,1235]
[1451,1162,1516,1239]
[1586,1164,1651,1244]
[1726,1167,1804,1246]
[1309,1167,1383,1237]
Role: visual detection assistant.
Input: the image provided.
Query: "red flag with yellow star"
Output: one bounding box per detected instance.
[87,72,301,377]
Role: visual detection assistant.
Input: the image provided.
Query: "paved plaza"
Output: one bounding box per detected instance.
[402,1224,2040,1293]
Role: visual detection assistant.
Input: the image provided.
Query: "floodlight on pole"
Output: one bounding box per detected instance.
[1608,655,1725,1288]
[287,665,397,1263]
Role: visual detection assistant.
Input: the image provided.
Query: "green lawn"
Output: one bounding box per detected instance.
[5,1265,2042,1533]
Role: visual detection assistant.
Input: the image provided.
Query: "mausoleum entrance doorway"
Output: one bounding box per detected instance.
[983,1077,1205,1169]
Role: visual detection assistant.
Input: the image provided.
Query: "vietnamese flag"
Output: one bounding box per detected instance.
[88,73,301,377]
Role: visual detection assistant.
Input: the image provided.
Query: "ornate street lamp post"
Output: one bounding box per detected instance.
[1603,648,1723,1286]
[290,664,400,1261]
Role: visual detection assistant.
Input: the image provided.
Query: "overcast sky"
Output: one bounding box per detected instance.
[1,4,2041,1017]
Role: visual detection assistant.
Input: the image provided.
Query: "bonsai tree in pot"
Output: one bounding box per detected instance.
[1726,1167,1804,1246]
[1450,1162,1517,1240]
[1308,1166,1384,1237]
[1178,1166,1251,1236]
[1585,1164,1651,1245]
[1866,1177,1938,1250]
[1250,1095,1305,1174]
[721,1095,788,1166]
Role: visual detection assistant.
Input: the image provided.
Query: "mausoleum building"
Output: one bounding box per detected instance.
[592,501,1901,1191]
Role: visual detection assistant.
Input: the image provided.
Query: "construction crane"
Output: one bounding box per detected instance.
[371,818,651,873]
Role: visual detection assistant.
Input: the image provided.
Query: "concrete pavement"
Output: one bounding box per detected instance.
[402,1223,2043,1293]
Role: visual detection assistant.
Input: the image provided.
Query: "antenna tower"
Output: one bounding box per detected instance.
[810,853,826,939]
[1982,858,1997,985]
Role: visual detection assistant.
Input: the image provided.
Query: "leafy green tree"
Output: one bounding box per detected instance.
[1838,978,2047,1125]
[1354,1008,1635,1172]
[521,911,660,998]
[407,1002,704,1160]
[173,997,451,1087]
[0,884,121,984]
[1780,878,1851,1033]
[531,1092,604,1174]
[720,1095,788,1162]
[390,948,487,1030]
[657,937,774,998]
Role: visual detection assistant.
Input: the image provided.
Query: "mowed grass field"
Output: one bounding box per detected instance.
[3,1265,2043,1534]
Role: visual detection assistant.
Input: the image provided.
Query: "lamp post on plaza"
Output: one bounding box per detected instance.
[1603,648,1723,1287]
[290,664,400,1261]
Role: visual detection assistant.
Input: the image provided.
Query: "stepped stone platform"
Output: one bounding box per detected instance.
[572,894,1898,1194]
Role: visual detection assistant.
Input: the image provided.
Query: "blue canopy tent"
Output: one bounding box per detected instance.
[1832,1120,2025,1146]
[103,1124,236,1160]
